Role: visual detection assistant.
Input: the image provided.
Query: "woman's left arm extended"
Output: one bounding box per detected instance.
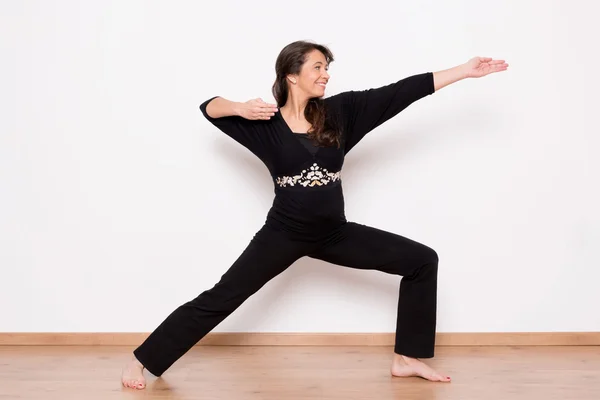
[327,56,509,154]
[433,57,509,91]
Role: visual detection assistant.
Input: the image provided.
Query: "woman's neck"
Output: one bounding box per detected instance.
[280,92,310,120]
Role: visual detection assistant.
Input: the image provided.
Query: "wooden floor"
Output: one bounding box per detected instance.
[1,345,599,399]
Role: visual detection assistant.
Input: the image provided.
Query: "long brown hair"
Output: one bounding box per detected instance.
[272,40,341,148]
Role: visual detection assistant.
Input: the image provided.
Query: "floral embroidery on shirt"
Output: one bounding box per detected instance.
[276,163,341,188]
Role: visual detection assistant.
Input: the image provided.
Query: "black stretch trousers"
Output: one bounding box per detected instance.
[133,221,439,377]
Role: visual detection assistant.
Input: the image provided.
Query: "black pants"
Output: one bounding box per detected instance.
[133,222,439,377]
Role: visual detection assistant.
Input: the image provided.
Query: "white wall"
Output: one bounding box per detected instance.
[1,0,598,334]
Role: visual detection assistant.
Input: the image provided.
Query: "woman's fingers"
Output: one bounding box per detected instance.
[254,108,276,115]
[257,99,278,109]
[254,106,277,118]
[244,99,278,119]
[252,111,276,120]
[251,99,278,111]
[261,104,279,112]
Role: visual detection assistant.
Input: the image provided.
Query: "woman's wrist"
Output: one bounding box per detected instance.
[232,101,245,117]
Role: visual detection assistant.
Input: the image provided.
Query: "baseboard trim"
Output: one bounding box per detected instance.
[1,332,599,346]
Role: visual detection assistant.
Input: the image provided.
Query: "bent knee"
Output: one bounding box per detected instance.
[427,249,440,264]
[423,247,439,265]
[405,248,438,279]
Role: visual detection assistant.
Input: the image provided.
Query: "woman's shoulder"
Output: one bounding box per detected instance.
[323,92,351,112]
[323,91,350,106]
[323,91,354,120]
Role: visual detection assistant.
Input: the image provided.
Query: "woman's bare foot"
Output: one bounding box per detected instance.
[391,353,451,382]
[121,355,146,389]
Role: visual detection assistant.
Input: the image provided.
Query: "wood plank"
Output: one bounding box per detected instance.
[1,332,599,346]
[0,345,599,399]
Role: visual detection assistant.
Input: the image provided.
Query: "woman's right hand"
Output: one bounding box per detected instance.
[236,98,279,120]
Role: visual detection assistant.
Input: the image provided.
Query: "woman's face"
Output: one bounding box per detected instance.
[289,49,330,98]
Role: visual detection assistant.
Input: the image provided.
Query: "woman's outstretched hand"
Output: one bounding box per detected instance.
[237,98,279,120]
[463,57,509,78]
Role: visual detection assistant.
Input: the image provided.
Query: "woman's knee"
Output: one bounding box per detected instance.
[403,247,438,279]
[423,246,439,265]
[388,244,438,277]
[411,246,438,276]
[408,241,438,266]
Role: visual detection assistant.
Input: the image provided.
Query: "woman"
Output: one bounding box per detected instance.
[122,40,508,389]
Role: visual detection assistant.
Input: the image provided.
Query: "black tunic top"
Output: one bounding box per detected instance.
[199,72,435,239]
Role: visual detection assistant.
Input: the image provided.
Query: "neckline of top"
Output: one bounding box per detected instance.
[276,111,310,134]
[276,112,321,157]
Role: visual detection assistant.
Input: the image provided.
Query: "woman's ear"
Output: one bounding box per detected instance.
[287,75,297,84]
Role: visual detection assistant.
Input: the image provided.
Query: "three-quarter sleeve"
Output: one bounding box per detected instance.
[199,96,267,158]
[329,72,435,155]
